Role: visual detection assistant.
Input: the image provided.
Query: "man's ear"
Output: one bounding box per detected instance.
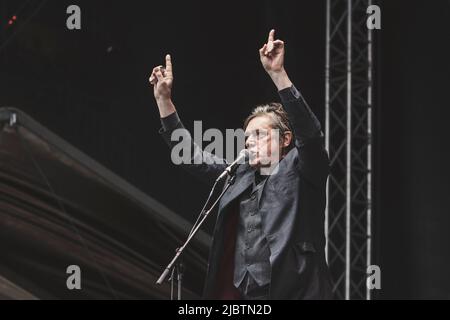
[282,131,293,148]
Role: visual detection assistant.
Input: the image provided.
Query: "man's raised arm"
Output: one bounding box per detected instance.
[260,30,328,187]
[259,30,323,146]
[149,55,228,185]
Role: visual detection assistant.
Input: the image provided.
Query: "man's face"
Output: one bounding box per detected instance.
[245,115,281,169]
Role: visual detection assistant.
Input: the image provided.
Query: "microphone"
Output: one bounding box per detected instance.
[216,149,249,182]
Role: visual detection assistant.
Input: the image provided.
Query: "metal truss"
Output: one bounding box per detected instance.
[325,0,374,300]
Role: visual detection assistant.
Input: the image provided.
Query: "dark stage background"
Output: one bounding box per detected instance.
[1,0,449,299]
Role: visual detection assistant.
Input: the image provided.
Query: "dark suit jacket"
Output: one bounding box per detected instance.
[160,85,333,299]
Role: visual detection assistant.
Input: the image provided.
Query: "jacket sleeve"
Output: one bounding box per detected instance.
[159,112,228,186]
[278,85,330,187]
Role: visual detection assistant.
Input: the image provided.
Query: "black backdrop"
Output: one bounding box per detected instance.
[1,0,449,299]
[378,0,450,299]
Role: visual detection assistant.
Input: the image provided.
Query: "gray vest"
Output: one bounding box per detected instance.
[233,173,271,288]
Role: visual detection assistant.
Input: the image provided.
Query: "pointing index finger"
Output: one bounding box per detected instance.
[165,54,173,76]
[268,29,275,43]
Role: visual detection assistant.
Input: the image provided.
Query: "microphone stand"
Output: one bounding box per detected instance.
[156,174,236,300]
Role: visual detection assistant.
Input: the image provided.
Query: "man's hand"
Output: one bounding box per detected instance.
[149,54,173,102]
[259,29,285,75]
[149,54,176,118]
[259,30,292,91]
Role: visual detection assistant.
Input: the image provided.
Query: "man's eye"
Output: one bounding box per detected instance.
[259,131,268,137]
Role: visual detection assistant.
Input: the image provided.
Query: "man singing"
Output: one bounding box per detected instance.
[150,30,333,300]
